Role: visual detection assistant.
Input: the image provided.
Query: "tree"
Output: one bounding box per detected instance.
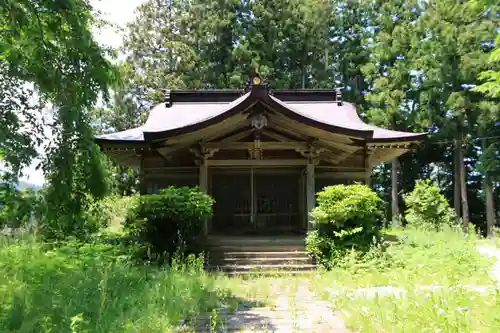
[474,34,500,98]
[90,64,149,196]
[326,0,372,105]
[472,0,500,236]
[122,0,200,104]
[362,0,426,222]
[409,0,498,228]
[1,0,117,239]
[0,63,41,183]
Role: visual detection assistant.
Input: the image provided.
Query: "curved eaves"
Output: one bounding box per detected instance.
[267,96,374,139]
[142,92,253,141]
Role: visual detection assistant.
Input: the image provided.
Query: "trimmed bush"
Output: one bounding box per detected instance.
[404,179,457,230]
[124,186,213,260]
[306,184,384,267]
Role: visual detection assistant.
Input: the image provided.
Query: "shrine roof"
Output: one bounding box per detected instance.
[96,74,426,145]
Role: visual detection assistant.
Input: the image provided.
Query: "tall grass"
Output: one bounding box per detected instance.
[0,235,234,333]
[312,226,500,332]
[313,225,495,291]
[336,287,500,333]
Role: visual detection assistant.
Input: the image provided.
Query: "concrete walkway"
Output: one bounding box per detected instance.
[178,245,500,332]
[477,245,500,285]
[180,279,349,333]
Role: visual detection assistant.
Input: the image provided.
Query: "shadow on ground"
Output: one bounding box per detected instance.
[177,295,275,332]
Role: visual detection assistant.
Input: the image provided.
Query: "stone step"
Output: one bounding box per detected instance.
[204,236,305,247]
[211,257,312,267]
[208,251,309,259]
[208,244,306,252]
[209,263,316,273]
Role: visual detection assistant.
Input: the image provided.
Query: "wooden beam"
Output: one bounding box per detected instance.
[369,147,409,165]
[265,120,309,140]
[199,160,208,236]
[139,153,146,194]
[260,129,296,142]
[364,145,372,187]
[158,112,250,146]
[206,159,307,167]
[205,141,309,150]
[319,150,356,165]
[216,128,254,143]
[144,166,198,171]
[315,172,365,179]
[267,110,354,144]
[306,160,315,230]
[250,167,254,225]
[267,118,358,153]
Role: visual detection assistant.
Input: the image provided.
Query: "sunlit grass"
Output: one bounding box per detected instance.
[310,225,499,332]
[312,226,494,292]
[336,287,500,333]
[1,225,498,332]
[0,235,234,333]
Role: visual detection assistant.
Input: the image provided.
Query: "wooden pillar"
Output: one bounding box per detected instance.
[198,160,208,235]
[250,167,255,226]
[139,152,147,195]
[298,171,305,230]
[364,146,372,187]
[306,159,315,230]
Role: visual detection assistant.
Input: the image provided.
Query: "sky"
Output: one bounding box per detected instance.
[18,0,146,186]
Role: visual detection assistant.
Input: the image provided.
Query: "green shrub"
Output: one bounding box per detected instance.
[306,184,384,267]
[92,195,138,235]
[124,186,213,260]
[0,185,41,228]
[404,179,457,230]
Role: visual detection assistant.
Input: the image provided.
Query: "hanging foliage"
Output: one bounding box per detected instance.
[1,0,118,239]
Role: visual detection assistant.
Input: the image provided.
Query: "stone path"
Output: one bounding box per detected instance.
[178,244,500,332]
[179,279,349,333]
[477,245,500,285]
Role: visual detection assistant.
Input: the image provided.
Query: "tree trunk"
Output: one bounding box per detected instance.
[485,175,496,237]
[482,138,496,237]
[391,158,400,221]
[456,126,469,228]
[454,141,461,217]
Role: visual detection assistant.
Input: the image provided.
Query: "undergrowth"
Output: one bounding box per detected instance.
[336,287,500,333]
[313,225,494,290]
[312,225,499,332]
[0,235,236,333]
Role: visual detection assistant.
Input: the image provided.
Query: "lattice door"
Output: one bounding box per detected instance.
[211,173,252,234]
[254,173,300,235]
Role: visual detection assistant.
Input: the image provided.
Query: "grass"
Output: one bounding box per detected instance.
[334,287,500,332]
[312,226,495,291]
[1,225,499,332]
[0,235,243,333]
[310,225,500,332]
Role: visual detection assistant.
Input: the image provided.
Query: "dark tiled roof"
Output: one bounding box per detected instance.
[96,89,425,143]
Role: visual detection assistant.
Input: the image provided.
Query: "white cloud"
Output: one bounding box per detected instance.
[19,0,147,186]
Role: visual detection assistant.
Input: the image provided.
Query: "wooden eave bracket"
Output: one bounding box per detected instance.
[367,142,413,149]
[189,143,219,162]
[101,146,151,153]
[295,141,326,165]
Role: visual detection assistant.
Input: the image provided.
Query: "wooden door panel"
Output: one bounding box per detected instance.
[211,173,251,234]
[254,173,300,234]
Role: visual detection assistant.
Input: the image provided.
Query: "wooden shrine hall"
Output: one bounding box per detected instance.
[95,72,425,236]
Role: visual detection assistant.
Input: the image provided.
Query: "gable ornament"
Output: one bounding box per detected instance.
[251,114,267,130]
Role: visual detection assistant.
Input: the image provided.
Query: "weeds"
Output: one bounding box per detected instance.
[311,225,500,332]
[0,235,231,333]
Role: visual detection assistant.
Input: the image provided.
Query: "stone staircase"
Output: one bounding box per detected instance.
[204,235,316,275]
